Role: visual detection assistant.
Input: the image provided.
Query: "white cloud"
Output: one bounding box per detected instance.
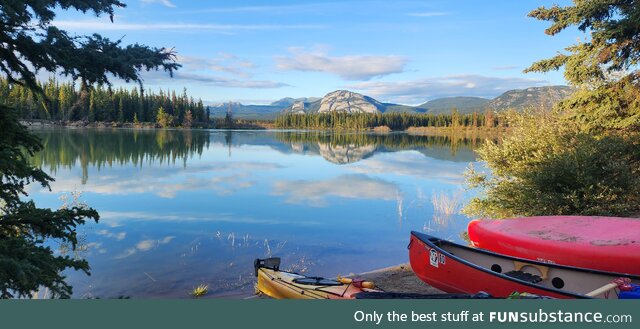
[136,240,156,251]
[135,236,174,251]
[102,173,251,198]
[117,235,176,258]
[275,48,408,80]
[98,211,321,226]
[142,69,288,89]
[272,174,399,207]
[141,0,176,8]
[96,229,127,241]
[349,152,468,185]
[100,211,222,222]
[182,3,348,14]
[85,242,106,254]
[49,162,282,198]
[176,53,258,78]
[116,248,137,259]
[168,72,287,89]
[53,20,326,32]
[86,242,103,249]
[346,74,549,104]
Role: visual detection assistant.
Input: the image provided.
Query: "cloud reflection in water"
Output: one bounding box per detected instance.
[272,174,399,207]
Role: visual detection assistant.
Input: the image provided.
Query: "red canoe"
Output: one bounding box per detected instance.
[408,231,640,299]
[468,216,640,275]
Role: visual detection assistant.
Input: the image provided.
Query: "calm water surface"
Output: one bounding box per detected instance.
[29,128,481,298]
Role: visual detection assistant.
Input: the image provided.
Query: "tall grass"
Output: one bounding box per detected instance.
[396,192,404,224]
[284,256,315,274]
[431,190,463,227]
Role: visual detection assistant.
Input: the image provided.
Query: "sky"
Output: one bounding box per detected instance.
[51,0,580,105]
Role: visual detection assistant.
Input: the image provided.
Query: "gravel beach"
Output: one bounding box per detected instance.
[358,263,442,295]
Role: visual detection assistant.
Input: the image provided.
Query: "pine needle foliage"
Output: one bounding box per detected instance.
[0,0,179,298]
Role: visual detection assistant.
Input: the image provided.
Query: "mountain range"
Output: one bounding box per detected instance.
[207,86,573,120]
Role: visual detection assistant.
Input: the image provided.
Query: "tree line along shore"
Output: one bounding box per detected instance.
[1,77,208,127]
[6,77,510,132]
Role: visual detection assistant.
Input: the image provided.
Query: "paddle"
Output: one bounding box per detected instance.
[586,278,632,297]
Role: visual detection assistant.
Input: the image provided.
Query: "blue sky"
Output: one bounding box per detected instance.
[52,0,579,105]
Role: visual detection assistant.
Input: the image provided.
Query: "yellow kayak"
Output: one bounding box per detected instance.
[254,258,379,299]
[254,258,536,299]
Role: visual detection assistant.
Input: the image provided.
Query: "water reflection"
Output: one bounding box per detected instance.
[273,131,479,164]
[33,129,210,184]
[28,128,480,298]
[32,129,479,180]
[272,174,399,207]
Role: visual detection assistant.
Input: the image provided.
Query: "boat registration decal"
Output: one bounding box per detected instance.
[439,254,446,264]
[536,257,555,264]
[429,248,439,268]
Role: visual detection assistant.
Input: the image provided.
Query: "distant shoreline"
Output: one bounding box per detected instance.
[20,119,275,130]
[21,119,506,136]
[405,126,508,137]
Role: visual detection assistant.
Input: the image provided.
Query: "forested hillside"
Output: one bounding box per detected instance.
[0,78,208,125]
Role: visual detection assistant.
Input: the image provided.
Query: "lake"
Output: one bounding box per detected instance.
[28,128,481,298]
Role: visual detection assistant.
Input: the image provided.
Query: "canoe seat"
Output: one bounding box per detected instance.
[504,270,543,284]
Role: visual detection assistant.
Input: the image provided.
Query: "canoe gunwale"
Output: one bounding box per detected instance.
[410,231,640,299]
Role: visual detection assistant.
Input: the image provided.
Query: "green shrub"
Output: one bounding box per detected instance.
[464,111,640,218]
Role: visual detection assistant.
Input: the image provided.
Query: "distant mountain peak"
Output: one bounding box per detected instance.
[418,96,490,114]
[317,90,384,114]
[270,97,320,108]
[486,86,573,111]
[209,85,575,119]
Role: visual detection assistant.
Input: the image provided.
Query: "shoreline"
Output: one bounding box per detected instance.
[20,119,275,130]
[357,263,442,295]
[250,263,441,299]
[21,119,504,136]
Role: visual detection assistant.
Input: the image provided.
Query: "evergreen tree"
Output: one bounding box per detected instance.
[525,0,640,132]
[451,109,460,129]
[465,1,640,218]
[0,0,179,298]
[117,97,125,123]
[274,112,490,130]
[156,106,173,128]
[1,78,206,125]
[183,110,193,129]
[58,84,71,121]
[88,90,96,122]
[224,104,234,127]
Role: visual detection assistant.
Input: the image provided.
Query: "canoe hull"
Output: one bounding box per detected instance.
[409,233,576,299]
[409,231,640,299]
[468,216,640,275]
